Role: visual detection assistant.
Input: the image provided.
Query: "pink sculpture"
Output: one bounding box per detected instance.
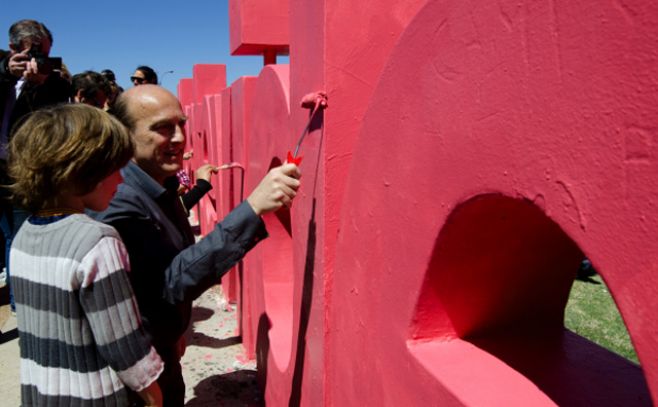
[178,0,658,404]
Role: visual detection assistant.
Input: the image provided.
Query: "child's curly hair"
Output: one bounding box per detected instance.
[8,104,134,212]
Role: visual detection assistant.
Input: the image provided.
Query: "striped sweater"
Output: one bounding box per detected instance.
[10,214,163,406]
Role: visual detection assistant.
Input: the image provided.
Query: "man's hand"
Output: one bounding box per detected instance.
[247,163,301,215]
[8,50,47,84]
[194,164,219,183]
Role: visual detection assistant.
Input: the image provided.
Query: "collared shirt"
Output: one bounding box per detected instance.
[93,161,267,349]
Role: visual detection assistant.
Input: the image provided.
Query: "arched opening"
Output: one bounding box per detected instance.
[408,194,650,405]
[260,157,294,371]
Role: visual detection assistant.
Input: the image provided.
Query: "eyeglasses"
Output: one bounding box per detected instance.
[131,76,147,84]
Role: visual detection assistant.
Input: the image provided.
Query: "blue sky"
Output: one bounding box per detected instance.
[1,0,276,94]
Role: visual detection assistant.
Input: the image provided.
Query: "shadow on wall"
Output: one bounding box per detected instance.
[409,194,651,405]
[256,313,271,400]
[289,198,317,407]
[289,109,324,407]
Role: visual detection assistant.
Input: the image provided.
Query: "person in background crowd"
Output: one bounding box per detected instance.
[131,65,158,86]
[175,150,220,213]
[101,68,123,110]
[0,19,70,313]
[71,70,111,108]
[95,84,301,406]
[8,104,163,407]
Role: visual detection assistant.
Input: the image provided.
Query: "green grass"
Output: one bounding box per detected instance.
[564,274,639,364]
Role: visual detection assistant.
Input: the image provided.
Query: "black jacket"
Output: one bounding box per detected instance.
[93,162,267,349]
[0,50,70,138]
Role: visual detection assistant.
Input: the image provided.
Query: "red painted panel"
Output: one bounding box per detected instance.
[197,96,218,236]
[239,65,294,403]
[229,0,289,56]
[216,87,241,320]
[283,0,425,405]
[193,64,227,104]
[223,76,258,342]
[177,78,194,108]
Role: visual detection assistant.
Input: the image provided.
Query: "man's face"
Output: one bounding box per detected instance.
[129,87,187,184]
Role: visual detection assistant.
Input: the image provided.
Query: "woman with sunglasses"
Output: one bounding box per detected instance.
[131,65,158,86]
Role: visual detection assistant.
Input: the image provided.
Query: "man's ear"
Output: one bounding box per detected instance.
[75,89,84,103]
[8,43,17,52]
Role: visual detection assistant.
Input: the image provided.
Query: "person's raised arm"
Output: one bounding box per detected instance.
[181,164,219,210]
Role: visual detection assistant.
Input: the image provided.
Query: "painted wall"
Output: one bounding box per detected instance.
[179,0,658,405]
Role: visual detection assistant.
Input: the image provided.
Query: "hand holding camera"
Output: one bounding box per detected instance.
[7,45,62,84]
[27,46,61,75]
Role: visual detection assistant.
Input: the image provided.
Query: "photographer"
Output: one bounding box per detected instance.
[0,19,70,314]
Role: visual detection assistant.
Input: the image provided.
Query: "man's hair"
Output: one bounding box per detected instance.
[100,69,116,82]
[8,19,53,50]
[110,91,136,131]
[8,104,134,212]
[71,70,111,102]
[136,65,158,84]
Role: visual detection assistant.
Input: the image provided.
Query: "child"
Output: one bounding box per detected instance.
[7,104,163,406]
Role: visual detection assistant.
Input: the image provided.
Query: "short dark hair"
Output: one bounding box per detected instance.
[135,65,158,84]
[72,70,111,103]
[8,19,53,50]
[100,69,116,82]
[8,104,133,212]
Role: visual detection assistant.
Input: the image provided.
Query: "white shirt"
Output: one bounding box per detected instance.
[0,79,23,160]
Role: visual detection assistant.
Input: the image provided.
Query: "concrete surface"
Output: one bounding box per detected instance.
[0,284,262,406]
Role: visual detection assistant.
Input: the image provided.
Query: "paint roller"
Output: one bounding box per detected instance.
[286,91,328,165]
[215,91,327,198]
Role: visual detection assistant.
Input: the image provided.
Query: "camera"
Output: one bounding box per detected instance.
[27,46,62,75]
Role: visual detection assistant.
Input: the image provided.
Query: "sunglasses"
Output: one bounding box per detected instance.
[131,76,147,84]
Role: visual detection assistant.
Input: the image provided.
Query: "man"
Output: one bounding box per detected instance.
[0,19,70,312]
[95,84,300,405]
[71,70,111,108]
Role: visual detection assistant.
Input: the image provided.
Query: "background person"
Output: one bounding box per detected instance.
[0,19,70,314]
[101,68,123,110]
[71,70,111,108]
[131,65,158,86]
